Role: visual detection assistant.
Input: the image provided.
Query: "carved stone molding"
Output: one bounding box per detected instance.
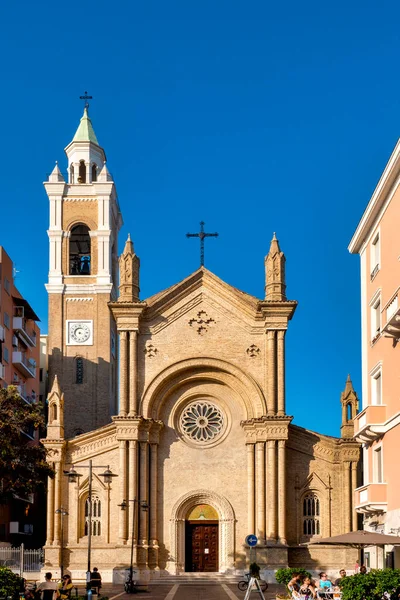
[246,344,261,358]
[188,310,216,335]
[144,343,158,358]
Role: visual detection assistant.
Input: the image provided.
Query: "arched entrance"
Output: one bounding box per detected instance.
[169,489,235,574]
[185,504,219,572]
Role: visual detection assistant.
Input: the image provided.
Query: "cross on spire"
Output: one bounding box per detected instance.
[186,221,219,267]
[79,91,93,109]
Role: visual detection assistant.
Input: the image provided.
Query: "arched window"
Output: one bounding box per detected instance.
[69,225,91,275]
[84,495,102,537]
[69,164,74,184]
[78,160,86,183]
[347,403,352,422]
[302,493,320,537]
[52,403,57,421]
[91,164,97,182]
[76,357,84,384]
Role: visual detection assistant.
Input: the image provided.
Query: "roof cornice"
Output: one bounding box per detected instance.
[349,138,400,254]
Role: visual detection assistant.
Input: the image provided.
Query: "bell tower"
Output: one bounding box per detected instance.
[44,106,122,438]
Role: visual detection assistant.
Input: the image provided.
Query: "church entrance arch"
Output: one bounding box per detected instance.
[169,490,235,574]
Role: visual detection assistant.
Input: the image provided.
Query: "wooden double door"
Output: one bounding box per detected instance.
[185,520,219,572]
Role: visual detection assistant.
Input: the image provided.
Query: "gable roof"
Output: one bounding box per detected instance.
[144,267,261,317]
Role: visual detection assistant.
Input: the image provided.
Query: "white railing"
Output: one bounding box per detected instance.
[0,544,44,573]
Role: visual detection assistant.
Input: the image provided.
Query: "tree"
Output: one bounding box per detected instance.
[0,386,54,501]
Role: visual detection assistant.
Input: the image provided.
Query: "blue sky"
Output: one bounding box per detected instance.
[1,0,398,436]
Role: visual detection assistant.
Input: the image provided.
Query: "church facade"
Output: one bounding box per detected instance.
[43,108,361,580]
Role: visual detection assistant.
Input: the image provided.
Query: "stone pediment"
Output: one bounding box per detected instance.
[297,471,331,493]
[142,267,263,335]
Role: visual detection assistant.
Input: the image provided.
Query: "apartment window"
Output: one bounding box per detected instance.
[3,347,9,363]
[371,297,381,340]
[4,278,10,294]
[374,447,383,483]
[3,313,10,329]
[39,368,43,382]
[371,368,382,405]
[370,233,380,279]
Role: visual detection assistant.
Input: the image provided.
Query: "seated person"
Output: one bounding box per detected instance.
[299,577,317,598]
[57,575,73,600]
[288,573,302,598]
[334,570,347,587]
[318,573,333,593]
[90,568,102,593]
[37,573,58,600]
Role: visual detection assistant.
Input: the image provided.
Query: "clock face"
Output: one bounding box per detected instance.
[67,321,92,345]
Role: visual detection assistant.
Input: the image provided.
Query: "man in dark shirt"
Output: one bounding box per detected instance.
[334,570,347,586]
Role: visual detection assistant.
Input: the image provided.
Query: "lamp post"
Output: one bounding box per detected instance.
[55,507,68,577]
[64,461,117,592]
[118,498,148,594]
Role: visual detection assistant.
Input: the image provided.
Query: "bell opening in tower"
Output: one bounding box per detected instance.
[69,224,91,275]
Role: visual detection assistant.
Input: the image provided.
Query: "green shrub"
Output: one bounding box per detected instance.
[0,567,22,599]
[340,569,400,600]
[275,568,312,586]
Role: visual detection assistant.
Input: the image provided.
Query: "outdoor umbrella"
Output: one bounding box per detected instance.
[307,530,400,569]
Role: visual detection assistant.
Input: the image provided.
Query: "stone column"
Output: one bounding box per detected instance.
[119,332,128,416]
[119,440,128,543]
[46,473,55,545]
[129,331,138,416]
[278,440,287,544]
[149,443,159,568]
[351,462,358,531]
[128,441,138,543]
[247,444,255,535]
[277,331,286,416]
[267,330,277,414]
[54,463,62,545]
[267,440,277,541]
[256,442,266,543]
[139,442,149,567]
[343,461,351,532]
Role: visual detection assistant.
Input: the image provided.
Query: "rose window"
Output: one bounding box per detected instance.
[180,401,224,443]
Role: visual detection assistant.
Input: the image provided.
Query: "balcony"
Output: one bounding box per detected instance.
[13,317,37,347]
[355,483,387,514]
[12,352,36,378]
[354,405,387,442]
[382,290,400,344]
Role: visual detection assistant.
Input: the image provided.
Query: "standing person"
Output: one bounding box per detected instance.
[57,575,73,600]
[354,561,360,573]
[90,568,102,594]
[37,573,58,600]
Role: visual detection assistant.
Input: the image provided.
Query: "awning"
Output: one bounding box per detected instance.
[307,530,400,547]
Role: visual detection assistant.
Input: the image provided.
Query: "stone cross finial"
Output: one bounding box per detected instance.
[265,232,286,301]
[118,234,140,302]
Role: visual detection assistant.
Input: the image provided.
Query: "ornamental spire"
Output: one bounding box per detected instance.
[118,234,140,302]
[265,232,286,301]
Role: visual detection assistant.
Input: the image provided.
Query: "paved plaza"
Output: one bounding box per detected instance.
[98,582,281,600]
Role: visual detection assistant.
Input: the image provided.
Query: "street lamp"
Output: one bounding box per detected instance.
[118,498,148,594]
[64,460,117,592]
[55,507,68,577]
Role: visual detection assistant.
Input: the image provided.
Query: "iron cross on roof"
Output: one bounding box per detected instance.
[79,91,93,109]
[186,221,219,267]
